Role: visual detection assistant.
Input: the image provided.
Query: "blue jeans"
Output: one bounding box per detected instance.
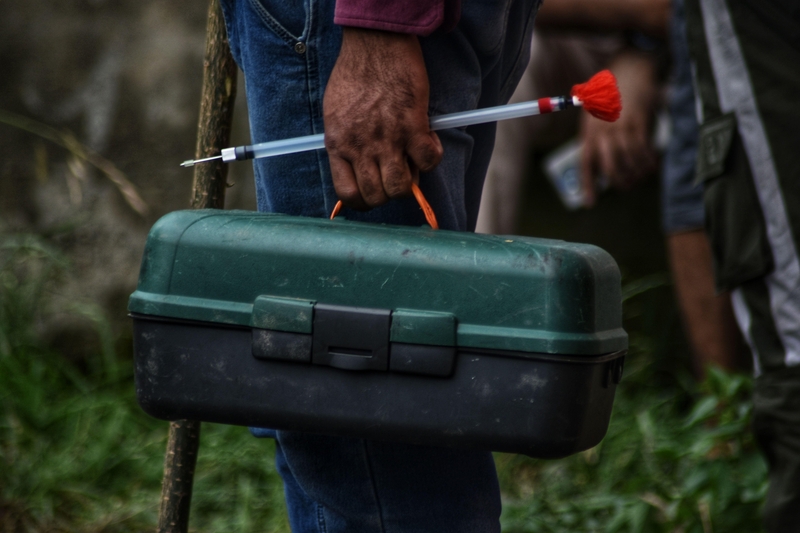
[220,0,540,531]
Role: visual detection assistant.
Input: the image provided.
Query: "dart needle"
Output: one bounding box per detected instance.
[180,154,223,167]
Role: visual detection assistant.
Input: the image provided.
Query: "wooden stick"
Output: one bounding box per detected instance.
[157,1,237,532]
[157,420,202,533]
[190,0,238,210]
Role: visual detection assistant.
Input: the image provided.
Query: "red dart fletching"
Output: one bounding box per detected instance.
[571,70,622,122]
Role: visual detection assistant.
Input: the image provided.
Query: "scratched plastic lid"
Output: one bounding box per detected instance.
[129,210,627,355]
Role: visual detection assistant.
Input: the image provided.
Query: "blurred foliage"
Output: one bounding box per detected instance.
[497,272,766,533]
[0,233,288,532]
[0,110,148,217]
[0,232,765,532]
[497,361,766,533]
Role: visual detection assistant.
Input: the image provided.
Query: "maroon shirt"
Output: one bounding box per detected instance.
[334,0,461,36]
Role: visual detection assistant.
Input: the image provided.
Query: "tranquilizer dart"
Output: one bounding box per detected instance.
[181,70,622,168]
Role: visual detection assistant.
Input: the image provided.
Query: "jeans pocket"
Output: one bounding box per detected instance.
[698,113,774,291]
[248,0,308,45]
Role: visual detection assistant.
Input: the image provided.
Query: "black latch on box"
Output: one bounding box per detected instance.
[312,304,391,372]
[252,299,456,377]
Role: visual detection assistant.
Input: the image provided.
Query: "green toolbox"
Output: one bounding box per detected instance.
[129,209,627,458]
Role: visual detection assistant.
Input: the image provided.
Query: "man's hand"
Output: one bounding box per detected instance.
[580,50,659,206]
[323,28,443,210]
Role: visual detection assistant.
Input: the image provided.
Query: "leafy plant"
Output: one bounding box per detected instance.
[0,234,287,532]
[497,344,766,533]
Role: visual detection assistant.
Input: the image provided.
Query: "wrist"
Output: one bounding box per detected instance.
[338,27,425,82]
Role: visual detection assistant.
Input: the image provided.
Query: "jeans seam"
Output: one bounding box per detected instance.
[248,0,300,46]
[316,503,328,533]
[301,0,312,40]
[361,440,387,533]
[218,0,240,64]
[305,0,330,215]
[305,0,320,124]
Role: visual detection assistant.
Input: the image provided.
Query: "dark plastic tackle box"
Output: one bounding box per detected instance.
[129,209,627,458]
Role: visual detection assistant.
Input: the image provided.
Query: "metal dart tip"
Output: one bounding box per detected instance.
[180,154,223,167]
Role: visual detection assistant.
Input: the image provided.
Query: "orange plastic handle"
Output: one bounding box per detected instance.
[329,182,439,230]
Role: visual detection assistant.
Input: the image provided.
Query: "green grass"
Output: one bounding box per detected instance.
[0,234,289,532]
[0,233,766,532]
[497,365,766,533]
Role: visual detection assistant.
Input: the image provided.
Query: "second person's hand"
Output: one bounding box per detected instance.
[579,49,660,206]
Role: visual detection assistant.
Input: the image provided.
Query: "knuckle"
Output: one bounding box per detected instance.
[347,131,367,151]
[372,122,385,141]
[360,181,387,207]
[337,183,362,205]
[383,163,411,198]
[383,157,404,176]
[325,128,369,158]
[354,167,387,207]
[324,125,348,153]
[324,136,339,152]
[410,138,442,171]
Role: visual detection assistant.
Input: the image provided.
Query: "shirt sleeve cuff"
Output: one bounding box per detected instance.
[334,0,446,36]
